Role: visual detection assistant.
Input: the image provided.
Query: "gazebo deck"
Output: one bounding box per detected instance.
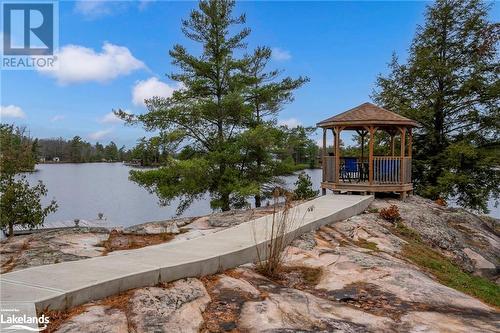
[321,181,413,193]
[321,155,413,194]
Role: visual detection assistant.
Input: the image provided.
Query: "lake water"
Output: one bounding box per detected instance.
[27,163,498,227]
[26,163,322,227]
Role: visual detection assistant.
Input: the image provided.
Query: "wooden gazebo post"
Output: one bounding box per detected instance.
[322,128,327,194]
[334,127,341,184]
[368,126,375,187]
[408,128,413,194]
[400,127,406,198]
[408,128,413,158]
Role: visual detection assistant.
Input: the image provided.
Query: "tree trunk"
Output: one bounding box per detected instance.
[8,222,13,238]
[429,83,446,191]
[221,192,230,211]
[255,156,262,208]
[255,194,261,208]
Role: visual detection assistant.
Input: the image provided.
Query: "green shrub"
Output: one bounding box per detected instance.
[293,172,319,200]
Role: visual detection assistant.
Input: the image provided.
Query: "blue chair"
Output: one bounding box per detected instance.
[341,157,358,182]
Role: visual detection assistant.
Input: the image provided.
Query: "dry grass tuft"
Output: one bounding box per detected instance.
[276,265,323,289]
[1,256,16,273]
[41,290,136,333]
[42,306,89,333]
[254,188,306,279]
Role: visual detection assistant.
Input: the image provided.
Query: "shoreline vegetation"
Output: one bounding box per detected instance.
[30,125,320,169]
[36,160,320,171]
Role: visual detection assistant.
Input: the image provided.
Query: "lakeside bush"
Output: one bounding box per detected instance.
[293,172,319,200]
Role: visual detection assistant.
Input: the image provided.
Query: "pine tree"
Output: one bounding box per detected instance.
[116,0,256,212]
[242,46,309,207]
[373,0,499,212]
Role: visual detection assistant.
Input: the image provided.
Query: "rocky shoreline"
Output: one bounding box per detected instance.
[1,196,499,332]
[0,204,283,273]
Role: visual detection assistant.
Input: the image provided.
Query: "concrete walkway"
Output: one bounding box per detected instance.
[0,194,372,332]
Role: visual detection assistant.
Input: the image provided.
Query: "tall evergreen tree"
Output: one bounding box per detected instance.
[117,0,256,212]
[69,136,83,163]
[373,0,499,212]
[104,141,119,161]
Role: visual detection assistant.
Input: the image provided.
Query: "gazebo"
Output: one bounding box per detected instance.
[317,102,419,199]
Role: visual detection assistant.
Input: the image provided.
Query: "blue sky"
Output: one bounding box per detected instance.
[1,1,498,147]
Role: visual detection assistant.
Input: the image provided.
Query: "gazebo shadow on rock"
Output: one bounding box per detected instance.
[317,102,419,199]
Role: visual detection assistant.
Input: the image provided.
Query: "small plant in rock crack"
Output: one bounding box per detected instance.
[379,205,400,223]
[253,188,309,279]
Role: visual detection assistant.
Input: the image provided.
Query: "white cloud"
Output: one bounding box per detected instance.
[75,1,115,19]
[279,118,301,128]
[132,77,181,107]
[99,111,126,124]
[38,42,146,84]
[88,128,113,140]
[50,115,65,122]
[272,47,292,61]
[0,105,26,119]
[75,1,151,19]
[138,0,154,10]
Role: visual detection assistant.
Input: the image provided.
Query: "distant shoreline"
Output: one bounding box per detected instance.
[38,161,124,165]
[37,161,320,171]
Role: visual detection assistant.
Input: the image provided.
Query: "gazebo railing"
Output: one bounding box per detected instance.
[322,156,412,184]
[322,156,335,182]
[373,156,400,183]
[373,156,412,184]
[404,157,412,184]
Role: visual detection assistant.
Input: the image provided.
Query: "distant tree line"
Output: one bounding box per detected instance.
[1,126,319,168]
[36,136,128,163]
[168,125,318,169]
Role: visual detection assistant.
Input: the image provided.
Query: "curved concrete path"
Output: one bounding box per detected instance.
[0,194,372,332]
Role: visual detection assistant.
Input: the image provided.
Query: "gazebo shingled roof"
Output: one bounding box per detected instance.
[316,102,419,128]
